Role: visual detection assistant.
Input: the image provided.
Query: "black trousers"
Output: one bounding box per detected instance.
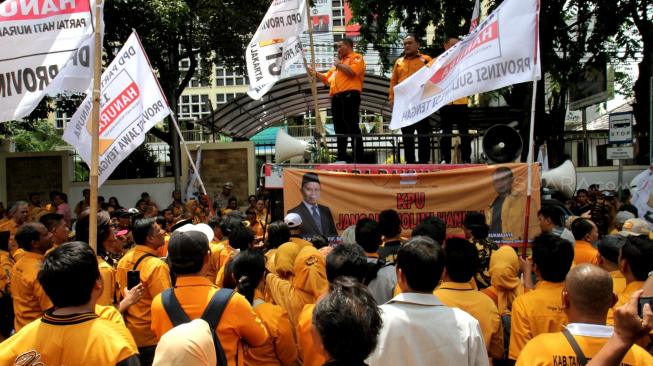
[439,104,471,163]
[331,91,363,162]
[401,118,432,164]
[138,345,156,366]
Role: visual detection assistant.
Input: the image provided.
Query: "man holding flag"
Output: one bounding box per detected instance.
[308,38,366,163]
[389,35,433,164]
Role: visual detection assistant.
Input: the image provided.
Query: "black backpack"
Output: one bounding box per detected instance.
[161,287,235,366]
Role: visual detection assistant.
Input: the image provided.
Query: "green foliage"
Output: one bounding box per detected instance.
[3,119,64,152]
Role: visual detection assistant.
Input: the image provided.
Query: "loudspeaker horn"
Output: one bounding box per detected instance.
[275,129,309,163]
[482,124,523,163]
[542,160,577,199]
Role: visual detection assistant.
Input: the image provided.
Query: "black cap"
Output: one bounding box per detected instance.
[115,209,133,218]
[168,231,209,272]
[463,212,487,229]
[596,235,627,264]
[170,218,193,233]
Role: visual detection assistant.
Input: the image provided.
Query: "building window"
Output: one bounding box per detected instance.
[54,111,70,129]
[216,93,246,105]
[332,0,345,27]
[178,94,210,120]
[215,66,248,87]
[179,58,204,88]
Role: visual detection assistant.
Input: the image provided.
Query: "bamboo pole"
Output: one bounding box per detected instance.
[304,1,324,162]
[88,0,103,253]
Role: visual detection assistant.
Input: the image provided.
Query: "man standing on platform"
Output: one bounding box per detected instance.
[308,38,366,163]
[389,35,433,164]
[439,37,471,164]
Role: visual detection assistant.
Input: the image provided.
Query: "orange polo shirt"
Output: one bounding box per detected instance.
[245,300,297,366]
[95,303,125,326]
[208,240,233,284]
[607,280,646,326]
[11,251,53,331]
[296,303,328,366]
[516,326,653,366]
[389,53,433,102]
[0,218,19,250]
[319,52,366,96]
[610,270,626,295]
[573,240,599,265]
[150,276,268,366]
[508,280,568,360]
[0,249,13,291]
[434,281,504,359]
[116,245,171,347]
[97,256,116,306]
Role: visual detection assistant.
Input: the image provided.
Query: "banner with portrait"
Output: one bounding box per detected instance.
[283,163,541,245]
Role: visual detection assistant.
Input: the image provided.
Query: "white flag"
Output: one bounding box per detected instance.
[185,146,202,201]
[63,32,171,186]
[246,0,306,99]
[0,0,98,122]
[390,0,541,130]
[469,0,481,32]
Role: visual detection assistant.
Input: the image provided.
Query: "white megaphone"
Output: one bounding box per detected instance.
[275,129,309,163]
[541,160,577,199]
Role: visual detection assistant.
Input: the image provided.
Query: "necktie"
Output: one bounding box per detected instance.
[312,206,323,234]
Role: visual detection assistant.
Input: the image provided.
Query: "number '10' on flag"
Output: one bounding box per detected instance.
[63,31,170,186]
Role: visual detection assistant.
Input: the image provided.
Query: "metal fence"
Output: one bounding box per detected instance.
[254,132,482,164]
[72,144,172,182]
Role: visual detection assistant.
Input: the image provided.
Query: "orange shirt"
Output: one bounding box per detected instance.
[573,240,599,265]
[151,276,268,366]
[610,270,626,295]
[516,326,653,366]
[389,53,433,102]
[116,245,172,347]
[11,251,53,331]
[208,240,232,284]
[0,249,13,292]
[95,304,125,326]
[319,52,366,95]
[0,219,20,253]
[97,256,116,306]
[434,281,503,359]
[296,303,327,366]
[509,280,568,360]
[245,300,297,366]
[607,280,646,326]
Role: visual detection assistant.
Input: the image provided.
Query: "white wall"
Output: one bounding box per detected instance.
[576,165,647,191]
[69,179,175,212]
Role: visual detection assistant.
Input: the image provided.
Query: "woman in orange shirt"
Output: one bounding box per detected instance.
[227,250,297,366]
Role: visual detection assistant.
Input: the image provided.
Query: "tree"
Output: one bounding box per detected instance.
[593,0,652,163]
[103,0,269,142]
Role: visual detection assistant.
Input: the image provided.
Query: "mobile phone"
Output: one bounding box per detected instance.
[127,270,141,290]
[638,296,653,318]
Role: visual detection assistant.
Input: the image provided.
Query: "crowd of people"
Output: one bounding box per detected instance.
[0,182,652,366]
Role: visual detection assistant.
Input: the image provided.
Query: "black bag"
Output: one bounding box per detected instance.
[161,287,235,366]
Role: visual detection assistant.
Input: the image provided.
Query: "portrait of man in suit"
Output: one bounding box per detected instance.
[288,172,337,240]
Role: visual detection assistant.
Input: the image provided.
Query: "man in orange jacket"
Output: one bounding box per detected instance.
[308,38,366,163]
[389,34,433,164]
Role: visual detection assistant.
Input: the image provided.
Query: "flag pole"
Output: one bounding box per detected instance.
[169,114,209,200]
[304,1,324,162]
[521,0,540,257]
[88,0,103,254]
[131,32,213,216]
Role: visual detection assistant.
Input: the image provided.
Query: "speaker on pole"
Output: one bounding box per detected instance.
[275,129,309,163]
[482,125,523,163]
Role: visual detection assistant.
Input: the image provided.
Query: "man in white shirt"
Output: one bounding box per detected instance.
[367,236,489,366]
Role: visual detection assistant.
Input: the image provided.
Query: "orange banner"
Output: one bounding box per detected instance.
[283,163,541,245]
